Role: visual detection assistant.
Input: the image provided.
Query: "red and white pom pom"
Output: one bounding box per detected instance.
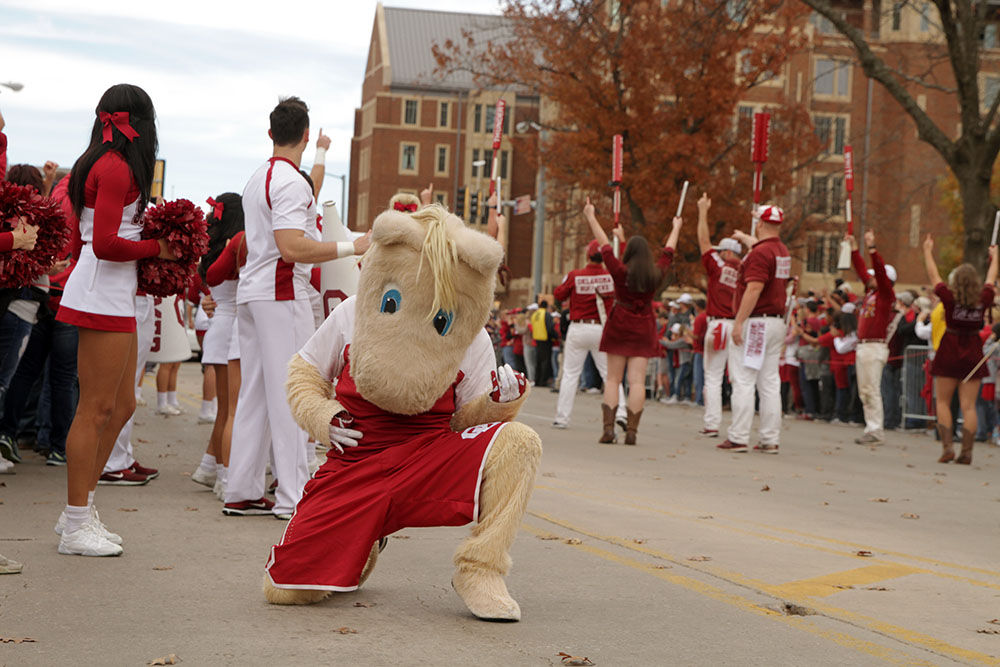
[490,364,527,403]
[0,181,71,288]
[137,198,210,297]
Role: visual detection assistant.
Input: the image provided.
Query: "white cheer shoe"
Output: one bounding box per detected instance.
[58,522,123,557]
[55,507,123,545]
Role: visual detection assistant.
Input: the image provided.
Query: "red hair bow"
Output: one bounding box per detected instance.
[206,197,224,220]
[393,202,417,213]
[99,111,140,144]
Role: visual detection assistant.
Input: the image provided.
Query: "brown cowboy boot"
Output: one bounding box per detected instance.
[624,408,643,445]
[956,428,974,465]
[936,424,955,463]
[599,404,617,444]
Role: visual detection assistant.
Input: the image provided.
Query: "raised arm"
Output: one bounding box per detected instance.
[731,229,757,248]
[583,196,611,247]
[696,193,712,255]
[664,216,682,251]
[308,129,330,200]
[922,234,943,286]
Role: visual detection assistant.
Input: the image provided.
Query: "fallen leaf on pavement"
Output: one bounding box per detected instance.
[856,550,874,557]
[865,586,891,591]
[563,538,582,545]
[631,538,646,544]
[0,637,36,643]
[761,485,771,492]
[869,498,890,503]
[651,564,671,569]
[148,654,180,665]
[152,566,173,571]
[537,534,560,541]
[697,515,714,520]
[557,652,594,666]
[653,476,662,480]
[137,438,150,444]
[906,464,915,468]
[184,507,198,512]
[901,513,920,520]
[988,619,1000,625]
[118,508,138,512]
[353,602,376,608]
[687,555,712,562]
[541,472,556,478]
[977,628,1000,635]
[335,627,357,634]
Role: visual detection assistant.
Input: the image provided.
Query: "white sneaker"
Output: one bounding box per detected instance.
[213,477,226,500]
[659,396,678,405]
[197,412,216,424]
[585,387,601,394]
[156,405,181,416]
[135,395,147,407]
[58,522,123,557]
[169,403,184,414]
[551,421,568,429]
[191,466,217,487]
[0,457,14,474]
[54,508,123,545]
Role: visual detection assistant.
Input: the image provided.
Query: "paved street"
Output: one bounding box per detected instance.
[2,363,999,666]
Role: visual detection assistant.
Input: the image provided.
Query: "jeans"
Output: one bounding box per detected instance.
[0,311,33,398]
[799,365,817,417]
[534,340,553,386]
[551,346,560,381]
[582,353,600,389]
[665,351,676,397]
[881,364,902,430]
[501,346,517,369]
[675,362,692,402]
[693,353,704,405]
[0,318,79,456]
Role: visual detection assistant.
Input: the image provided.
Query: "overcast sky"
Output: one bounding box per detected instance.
[0,0,501,220]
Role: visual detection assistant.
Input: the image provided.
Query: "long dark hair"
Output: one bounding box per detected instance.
[199,193,245,279]
[68,84,158,224]
[622,236,662,294]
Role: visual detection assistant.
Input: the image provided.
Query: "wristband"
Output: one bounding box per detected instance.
[314,147,327,166]
[336,241,355,258]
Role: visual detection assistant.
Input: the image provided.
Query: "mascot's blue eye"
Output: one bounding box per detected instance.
[380,289,401,314]
[433,309,454,336]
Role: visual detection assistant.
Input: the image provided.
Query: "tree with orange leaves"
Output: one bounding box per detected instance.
[435,0,822,284]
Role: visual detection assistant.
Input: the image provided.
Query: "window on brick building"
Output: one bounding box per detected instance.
[400,143,418,173]
[982,75,1000,111]
[810,12,836,34]
[485,104,495,134]
[474,104,482,133]
[435,192,447,207]
[404,99,418,126]
[439,102,449,127]
[435,145,449,176]
[809,174,844,216]
[984,24,999,49]
[814,59,850,98]
[471,148,481,177]
[813,114,848,154]
[891,3,902,30]
[809,175,829,214]
[500,150,509,179]
[806,233,840,273]
[919,3,931,32]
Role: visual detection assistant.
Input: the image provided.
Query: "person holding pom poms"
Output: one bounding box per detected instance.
[54,84,177,557]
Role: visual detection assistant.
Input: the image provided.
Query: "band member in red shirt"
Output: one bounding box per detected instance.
[695,193,741,438]
[552,240,625,429]
[848,230,897,445]
[719,205,790,454]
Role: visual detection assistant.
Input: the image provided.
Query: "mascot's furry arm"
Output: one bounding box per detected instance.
[451,381,530,432]
[287,354,342,445]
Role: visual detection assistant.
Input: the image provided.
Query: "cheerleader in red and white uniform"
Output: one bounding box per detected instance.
[583,197,680,445]
[54,85,176,556]
[191,193,245,499]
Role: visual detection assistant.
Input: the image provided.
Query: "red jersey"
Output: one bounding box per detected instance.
[852,250,895,340]
[701,250,739,318]
[692,311,707,354]
[734,237,790,317]
[552,263,614,321]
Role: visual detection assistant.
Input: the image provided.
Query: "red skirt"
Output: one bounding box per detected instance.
[931,332,987,380]
[600,305,659,358]
[265,421,506,592]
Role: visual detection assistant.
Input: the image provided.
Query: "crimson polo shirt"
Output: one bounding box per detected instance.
[734,236,791,317]
[702,249,740,318]
[553,263,614,322]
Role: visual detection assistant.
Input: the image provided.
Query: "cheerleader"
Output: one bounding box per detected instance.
[191,193,244,498]
[55,84,176,556]
[583,197,680,445]
[922,236,998,465]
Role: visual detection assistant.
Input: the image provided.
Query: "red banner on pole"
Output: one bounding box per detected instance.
[844,145,854,234]
[751,113,770,206]
[489,99,507,196]
[612,134,623,225]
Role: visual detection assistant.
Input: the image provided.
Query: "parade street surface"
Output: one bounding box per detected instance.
[2,364,998,666]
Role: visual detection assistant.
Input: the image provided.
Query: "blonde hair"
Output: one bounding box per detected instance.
[409,203,458,320]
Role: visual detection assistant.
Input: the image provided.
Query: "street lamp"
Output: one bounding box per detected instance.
[324,172,347,226]
[516,121,545,300]
[0,82,24,92]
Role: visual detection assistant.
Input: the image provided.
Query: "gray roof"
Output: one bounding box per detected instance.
[383,6,519,92]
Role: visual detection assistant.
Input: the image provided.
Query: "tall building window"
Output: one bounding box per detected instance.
[435,145,449,176]
[814,59,850,98]
[806,233,840,273]
[500,150,509,179]
[404,99,418,125]
[813,114,848,154]
[473,104,482,133]
[809,174,845,216]
[400,143,418,173]
[485,104,496,134]
[920,3,931,32]
[471,148,481,177]
[891,3,902,30]
[439,101,449,127]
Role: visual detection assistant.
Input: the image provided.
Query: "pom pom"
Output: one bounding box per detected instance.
[0,181,71,288]
[137,199,209,297]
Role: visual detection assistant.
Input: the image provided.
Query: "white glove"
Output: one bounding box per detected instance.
[490,364,527,403]
[328,411,363,454]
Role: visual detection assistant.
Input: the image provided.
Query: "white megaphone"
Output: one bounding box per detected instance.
[148,294,193,363]
[319,201,361,318]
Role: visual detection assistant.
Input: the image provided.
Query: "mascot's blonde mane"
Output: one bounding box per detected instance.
[413,206,459,319]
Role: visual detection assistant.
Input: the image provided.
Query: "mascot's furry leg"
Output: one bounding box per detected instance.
[452,421,541,622]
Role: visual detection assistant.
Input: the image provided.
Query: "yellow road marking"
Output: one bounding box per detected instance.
[521,523,938,666]
[527,511,1000,667]
[769,564,925,599]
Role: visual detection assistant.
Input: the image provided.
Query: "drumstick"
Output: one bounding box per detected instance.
[962,338,1000,383]
[992,210,999,246]
[675,180,689,218]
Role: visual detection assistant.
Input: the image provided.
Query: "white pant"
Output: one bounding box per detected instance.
[702,319,732,432]
[225,300,314,515]
[105,295,154,473]
[553,323,626,425]
[726,317,785,446]
[856,341,889,437]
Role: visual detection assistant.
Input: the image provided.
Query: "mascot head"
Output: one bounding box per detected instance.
[350,201,503,415]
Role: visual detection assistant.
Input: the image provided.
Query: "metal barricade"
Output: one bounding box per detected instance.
[901,345,934,425]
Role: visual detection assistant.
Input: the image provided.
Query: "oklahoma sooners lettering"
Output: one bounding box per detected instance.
[574,274,614,295]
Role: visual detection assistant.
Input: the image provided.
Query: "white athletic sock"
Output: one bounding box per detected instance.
[167,391,178,407]
[200,400,214,417]
[87,490,95,509]
[157,392,168,409]
[64,505,90,535]
[212,397,218,410]
[200,454,216,471]
[220,466,228,484]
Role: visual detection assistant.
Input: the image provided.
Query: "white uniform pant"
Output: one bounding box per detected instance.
[105,295,155,473]
[225,300,313,515]
[702,319,732,432]
[726,317,785,446]
[553,323,626,425]
[856,341,889,437]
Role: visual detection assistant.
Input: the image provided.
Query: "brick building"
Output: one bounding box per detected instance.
[348,4,540,303]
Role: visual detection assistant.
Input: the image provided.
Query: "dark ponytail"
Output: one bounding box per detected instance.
[199,193,245,279]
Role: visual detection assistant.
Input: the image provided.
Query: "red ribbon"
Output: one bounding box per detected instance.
[206,197,224,220]
[99,111,139,144]
[393,202,417,213]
